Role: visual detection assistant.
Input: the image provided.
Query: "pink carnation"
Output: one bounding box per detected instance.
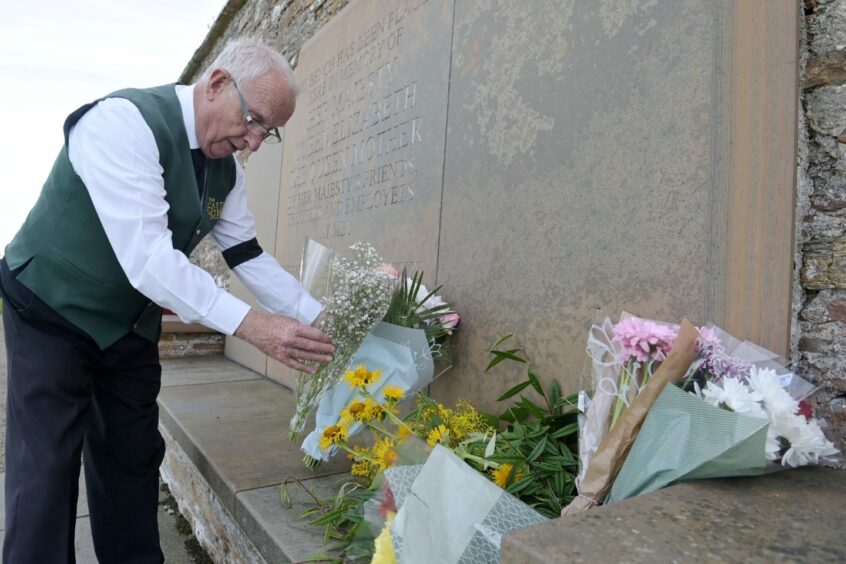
[440,312,460,335]
[613,317,676,363]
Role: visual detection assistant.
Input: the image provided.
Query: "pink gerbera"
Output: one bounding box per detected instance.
[612,317,676,363]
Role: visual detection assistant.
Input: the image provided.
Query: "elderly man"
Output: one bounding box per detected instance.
[0,39,332,562]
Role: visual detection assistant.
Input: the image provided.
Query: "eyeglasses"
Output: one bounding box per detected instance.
[230,77,281,145]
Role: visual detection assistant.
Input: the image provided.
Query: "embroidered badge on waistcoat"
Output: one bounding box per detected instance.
[206,197,224,220]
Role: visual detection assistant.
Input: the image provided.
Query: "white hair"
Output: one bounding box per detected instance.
[202,38,298,98]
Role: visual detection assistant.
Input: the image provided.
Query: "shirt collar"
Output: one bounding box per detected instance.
[175,84,199,149]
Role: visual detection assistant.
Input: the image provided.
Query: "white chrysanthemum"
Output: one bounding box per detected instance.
[747,366,798,420]
[700,379,766,419]
[777,417,839,467]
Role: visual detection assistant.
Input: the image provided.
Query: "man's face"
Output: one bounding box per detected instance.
[196,68,295,159]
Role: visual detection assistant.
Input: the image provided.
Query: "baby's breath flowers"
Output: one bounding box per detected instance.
[290,243,394,443]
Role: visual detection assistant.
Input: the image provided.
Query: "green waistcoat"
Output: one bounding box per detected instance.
[4,84,237,350]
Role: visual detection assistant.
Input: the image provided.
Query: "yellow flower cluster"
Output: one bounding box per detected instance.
[416,398,489,447]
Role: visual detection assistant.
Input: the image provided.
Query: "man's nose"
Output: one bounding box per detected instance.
[245,131,262,151]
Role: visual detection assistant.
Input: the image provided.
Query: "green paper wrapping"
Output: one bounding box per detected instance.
[606,384,771,504]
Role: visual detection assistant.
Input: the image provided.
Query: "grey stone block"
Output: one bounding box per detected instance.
[158,377,350,513]
[235,474,350,563]
[161,357,262,387]
[501,467,846,563]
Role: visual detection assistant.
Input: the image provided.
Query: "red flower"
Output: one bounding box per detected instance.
[796,400,814,421]
[378,486,397,518]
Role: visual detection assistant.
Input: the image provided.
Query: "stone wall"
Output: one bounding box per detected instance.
[159,332,225,360]
[798,0,846,461]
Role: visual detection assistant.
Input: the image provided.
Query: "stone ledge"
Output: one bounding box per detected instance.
[160,357,846,563]
[158,357,349,562]
[501,466,846,563]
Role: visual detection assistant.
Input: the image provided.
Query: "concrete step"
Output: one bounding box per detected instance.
[158,357,349,563]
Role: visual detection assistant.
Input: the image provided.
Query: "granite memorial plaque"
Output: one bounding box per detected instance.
[270,0,455,386]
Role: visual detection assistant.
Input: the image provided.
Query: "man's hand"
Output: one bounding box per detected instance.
[235,310,334,373]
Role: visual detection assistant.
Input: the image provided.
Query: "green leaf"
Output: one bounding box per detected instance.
[486,454,525,465]
[527,437,548,462]
[480,411,500,429]
[507,476,535,495]
[492,334,515,348]
[549,380,561,414]
[550,423,579,440]
[517,397,547,420]
[485,431,497,458]
[553,472,565,497]
[556,445,577,466]
[496,380,531,401]
[485,349,528,371]
[527,368,545,398]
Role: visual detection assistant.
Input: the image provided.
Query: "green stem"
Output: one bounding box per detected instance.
[359,390,414,434]
[366,421,400,441]
[610,360,636,429]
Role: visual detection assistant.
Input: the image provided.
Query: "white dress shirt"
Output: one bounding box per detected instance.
[66,84,321,335]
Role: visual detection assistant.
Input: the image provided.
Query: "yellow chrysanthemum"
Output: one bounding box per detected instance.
[426,424,449,447]
[372,512,397,564]
[396,424,412,441]
[340,399,371,424]
[343,364,382,389]
[373,438,398,471]
[365,400,397,422]
[491,463,524,488]
[382,385,406,403]
[318,424,348,450]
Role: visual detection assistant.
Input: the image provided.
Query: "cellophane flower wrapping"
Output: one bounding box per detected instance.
[299,260,459,467]
[573,314,840,506]
[300,321,435,463]
[373,441,547,564]
[289,239,395,440]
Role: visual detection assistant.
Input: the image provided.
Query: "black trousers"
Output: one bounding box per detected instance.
[0,259,165,564]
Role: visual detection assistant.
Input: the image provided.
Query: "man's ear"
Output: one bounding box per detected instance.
[205,68,229,100]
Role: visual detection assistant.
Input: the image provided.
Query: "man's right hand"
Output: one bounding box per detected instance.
[234,309,334,373]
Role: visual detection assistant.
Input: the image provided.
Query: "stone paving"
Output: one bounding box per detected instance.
[0,317,206,562]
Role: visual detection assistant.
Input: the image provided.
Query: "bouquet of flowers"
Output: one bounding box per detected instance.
[565,313,839,514]
[285,340,580,563]
[290,239,461,469]
[289,240,395,442]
